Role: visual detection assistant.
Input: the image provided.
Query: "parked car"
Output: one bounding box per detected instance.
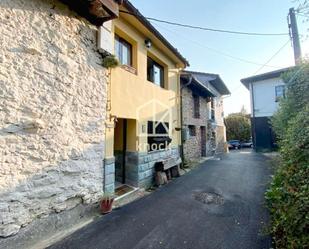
[241,140,253,148]
[228,140,241,149]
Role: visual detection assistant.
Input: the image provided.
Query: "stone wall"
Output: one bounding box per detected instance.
[181,85,208,161]
[0,0,108,239]
[216,125,226,154]
[213,96,227,154]
[125,148,181,188]
[104,157,116,193]
[206,96,227,155]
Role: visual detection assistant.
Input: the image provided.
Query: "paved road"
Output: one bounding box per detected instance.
[49,150,272,249]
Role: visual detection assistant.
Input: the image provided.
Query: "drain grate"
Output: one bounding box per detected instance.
[193,191,224,205]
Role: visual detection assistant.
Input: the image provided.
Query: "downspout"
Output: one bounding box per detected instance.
[180,75,193,167]
[103,67,113,193]
[251,82,257,151]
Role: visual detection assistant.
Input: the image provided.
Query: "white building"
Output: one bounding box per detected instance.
[241,67,293,150]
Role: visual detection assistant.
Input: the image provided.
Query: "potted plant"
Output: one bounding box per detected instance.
[100,194,115,214]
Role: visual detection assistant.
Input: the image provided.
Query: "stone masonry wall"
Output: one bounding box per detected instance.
[0,0,108,238]
[213,96,227,154]
[125,148,180,188]
[206,96,227,155]
[182,85,208,161]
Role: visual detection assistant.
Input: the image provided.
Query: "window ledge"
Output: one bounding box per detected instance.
[121,65,137,75]
[146,80,167,90]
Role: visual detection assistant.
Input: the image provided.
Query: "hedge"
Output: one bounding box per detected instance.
[266,63,309,249]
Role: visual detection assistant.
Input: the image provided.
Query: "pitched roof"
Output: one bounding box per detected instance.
[184,71,231,95]
[121,0,189,67]
[181,73,216,98]
[241,67,294,89]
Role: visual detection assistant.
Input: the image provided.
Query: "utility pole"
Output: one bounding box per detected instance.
[288,8,302,65]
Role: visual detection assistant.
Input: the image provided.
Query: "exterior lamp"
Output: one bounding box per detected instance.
[145,39,152,49]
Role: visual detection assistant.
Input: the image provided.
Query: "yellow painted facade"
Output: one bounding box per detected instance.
[105,10,186,158]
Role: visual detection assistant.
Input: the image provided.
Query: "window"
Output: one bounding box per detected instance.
[147,57,164,87]
[115,35,132,66]
[275,85,286,101]
[193,94,200,118]
[188,125,196,137]
[147,121,171,151]
[211,98,215,109]
[210,98,215,120]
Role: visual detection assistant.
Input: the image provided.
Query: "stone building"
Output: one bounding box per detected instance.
[181,71,230,162]
[0,0,119,246]
[180,73,214,161]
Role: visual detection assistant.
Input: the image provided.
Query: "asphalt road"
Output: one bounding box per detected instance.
[49,150,272,249]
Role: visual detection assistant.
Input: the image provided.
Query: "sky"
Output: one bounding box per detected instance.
[130,0,309,115]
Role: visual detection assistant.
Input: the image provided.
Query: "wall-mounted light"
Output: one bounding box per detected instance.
[145,39,152,49]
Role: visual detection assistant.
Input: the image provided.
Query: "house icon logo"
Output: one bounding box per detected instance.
[136,99,173,138]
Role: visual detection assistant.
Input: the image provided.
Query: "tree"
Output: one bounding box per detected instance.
[297,0,309,15]
[297,0,309,33]
[225,108,251,141]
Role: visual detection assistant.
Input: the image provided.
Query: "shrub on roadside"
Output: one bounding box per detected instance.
[266,63,309,249]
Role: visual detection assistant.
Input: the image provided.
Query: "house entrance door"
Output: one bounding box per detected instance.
[114,119,127,184]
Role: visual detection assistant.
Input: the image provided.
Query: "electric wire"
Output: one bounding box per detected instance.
[296,13,309,18]
[120,10,289,37]
[120,8,304,99]
[151,22,281,69]
[253,39,291,75]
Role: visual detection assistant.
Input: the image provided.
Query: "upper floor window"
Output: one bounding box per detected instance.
[188,125,196,137]
[210,98,215,120]
[193,94,200,118]
[275,85,286,102]
[147,57,164,87]
[115,35,132,66]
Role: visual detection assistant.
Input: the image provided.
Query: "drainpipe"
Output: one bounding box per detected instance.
[180,74,193,167]
[251,82,257,151]
[103,68,113,193]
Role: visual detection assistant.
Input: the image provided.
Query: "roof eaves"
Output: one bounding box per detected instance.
[60,0,120,26]
[240,67,294,89]
[192,76,217,97]
[184,70,231,95]
[181,73,217,97]
[121,0,189,67]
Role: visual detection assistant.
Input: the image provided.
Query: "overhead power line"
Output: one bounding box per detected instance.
[151,21,280,68]
[120,10,289,37]
[253,39,291,74]
[229,39,291,93]
[296,12,309,18]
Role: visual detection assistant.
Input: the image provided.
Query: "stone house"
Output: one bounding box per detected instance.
[180,73,214,161]
[104,0,189,192]
[181,71,230,162]
[0,0,120,246]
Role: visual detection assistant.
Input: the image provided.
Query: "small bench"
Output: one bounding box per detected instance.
[154,158,182,186]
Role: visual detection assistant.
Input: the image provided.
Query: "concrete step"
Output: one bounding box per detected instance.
[113,188,147,209]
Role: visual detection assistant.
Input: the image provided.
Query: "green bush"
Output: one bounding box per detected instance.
[266,63,309,249]
[102,54,119,68]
